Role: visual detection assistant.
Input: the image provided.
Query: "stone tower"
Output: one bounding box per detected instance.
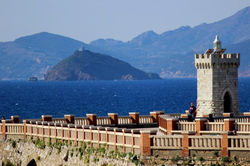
[195,35,240,116]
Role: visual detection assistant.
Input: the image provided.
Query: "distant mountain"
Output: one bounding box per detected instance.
[227,39,250,77]
[1,6,250,79]
[45,50,161,80]
[88,6,250,77]
[0,32,85,80]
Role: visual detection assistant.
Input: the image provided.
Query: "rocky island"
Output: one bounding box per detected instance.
[44,49,161,81]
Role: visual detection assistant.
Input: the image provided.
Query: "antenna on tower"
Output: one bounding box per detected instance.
[213,35,222,51]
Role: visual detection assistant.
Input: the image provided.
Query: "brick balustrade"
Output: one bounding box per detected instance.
[1,112,250,157]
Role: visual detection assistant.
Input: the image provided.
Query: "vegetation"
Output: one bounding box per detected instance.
[35,139,46,149]
[2,159,15,166]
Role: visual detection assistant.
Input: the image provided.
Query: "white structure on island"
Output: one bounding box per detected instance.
[195,35,240,116]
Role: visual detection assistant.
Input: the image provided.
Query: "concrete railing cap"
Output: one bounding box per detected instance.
[11,115,19,118]
[64,114,74,117]
[83,125,90,129]
[182,131,196,135]
[86,114,96,116]
[90,126,97,130]
[42,115,52,117]
[108,113,118,115]
[129,112,139,114]
[195,117,208,120]
[166,117,179,121]
[140,130,151,134]
[48,122,54,126]
[224,118,235,121]
[150,111,164,114]
[132,129,140,134]
[61,124,67,127]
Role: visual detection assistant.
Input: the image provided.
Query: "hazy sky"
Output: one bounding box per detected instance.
[1,0,250,43]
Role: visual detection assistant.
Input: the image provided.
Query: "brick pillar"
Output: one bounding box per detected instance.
[223,113,233,118]
[131,130,135,153]
[114,128,117,151]
[61,124,64,143]
[224,118,235,132]
[89,126,93,147]
[221,132,229,157]
[36,121,39,139]
[54,124,57,143]
[30,121,33,136]
[75,126,78,145]
[166,118,178,134]
[122,129,126,152]
[48,123,51,138]
[68,124,71,144]
[150,111,164,124]
[140,131,151,156]
[105,127,109,150]
[97,127,101,148]
[195,117,207,135]
[11,116,19,123]
[41,122,45,141]
[23,120,27,139]
[2,120,6,140]
[182,131,190,157]
[86,114,97,126]
[82,126,85,141]
[64,114,75,124]
[159,115,167,133]
[129,112,139,124]
[243,112,250,122]
[41,115,52,122]
[108,113,118,125]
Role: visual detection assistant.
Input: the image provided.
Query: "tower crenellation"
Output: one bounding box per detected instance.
[195,35,240,116]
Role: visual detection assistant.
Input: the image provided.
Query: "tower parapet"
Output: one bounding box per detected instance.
[195,36,240,116]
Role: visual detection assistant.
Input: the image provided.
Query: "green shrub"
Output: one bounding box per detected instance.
[197,156,205,162]
[171,155,181,163]
[35,139,46,149]
[221,156,230,163]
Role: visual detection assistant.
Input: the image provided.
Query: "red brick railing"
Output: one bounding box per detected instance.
[2,112,250,158]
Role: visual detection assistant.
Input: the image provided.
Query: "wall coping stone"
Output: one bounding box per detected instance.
[108,113,118,115]
[86,114,96,116]
[129,112,139,114]
[224,118,235,121]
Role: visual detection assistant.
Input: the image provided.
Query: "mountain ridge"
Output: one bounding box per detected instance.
[0,6,250,79]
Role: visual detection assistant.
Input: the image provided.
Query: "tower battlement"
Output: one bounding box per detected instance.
[195,53,240,69]
[195,53,240,60]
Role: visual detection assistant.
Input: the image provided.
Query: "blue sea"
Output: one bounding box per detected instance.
[0,79,250,119]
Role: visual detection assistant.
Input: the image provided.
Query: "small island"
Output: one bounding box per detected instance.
[44,49,161,81]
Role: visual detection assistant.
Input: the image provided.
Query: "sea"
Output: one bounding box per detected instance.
[0,78,250,119]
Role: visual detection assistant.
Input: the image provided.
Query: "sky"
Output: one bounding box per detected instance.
[1,0,250,43]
